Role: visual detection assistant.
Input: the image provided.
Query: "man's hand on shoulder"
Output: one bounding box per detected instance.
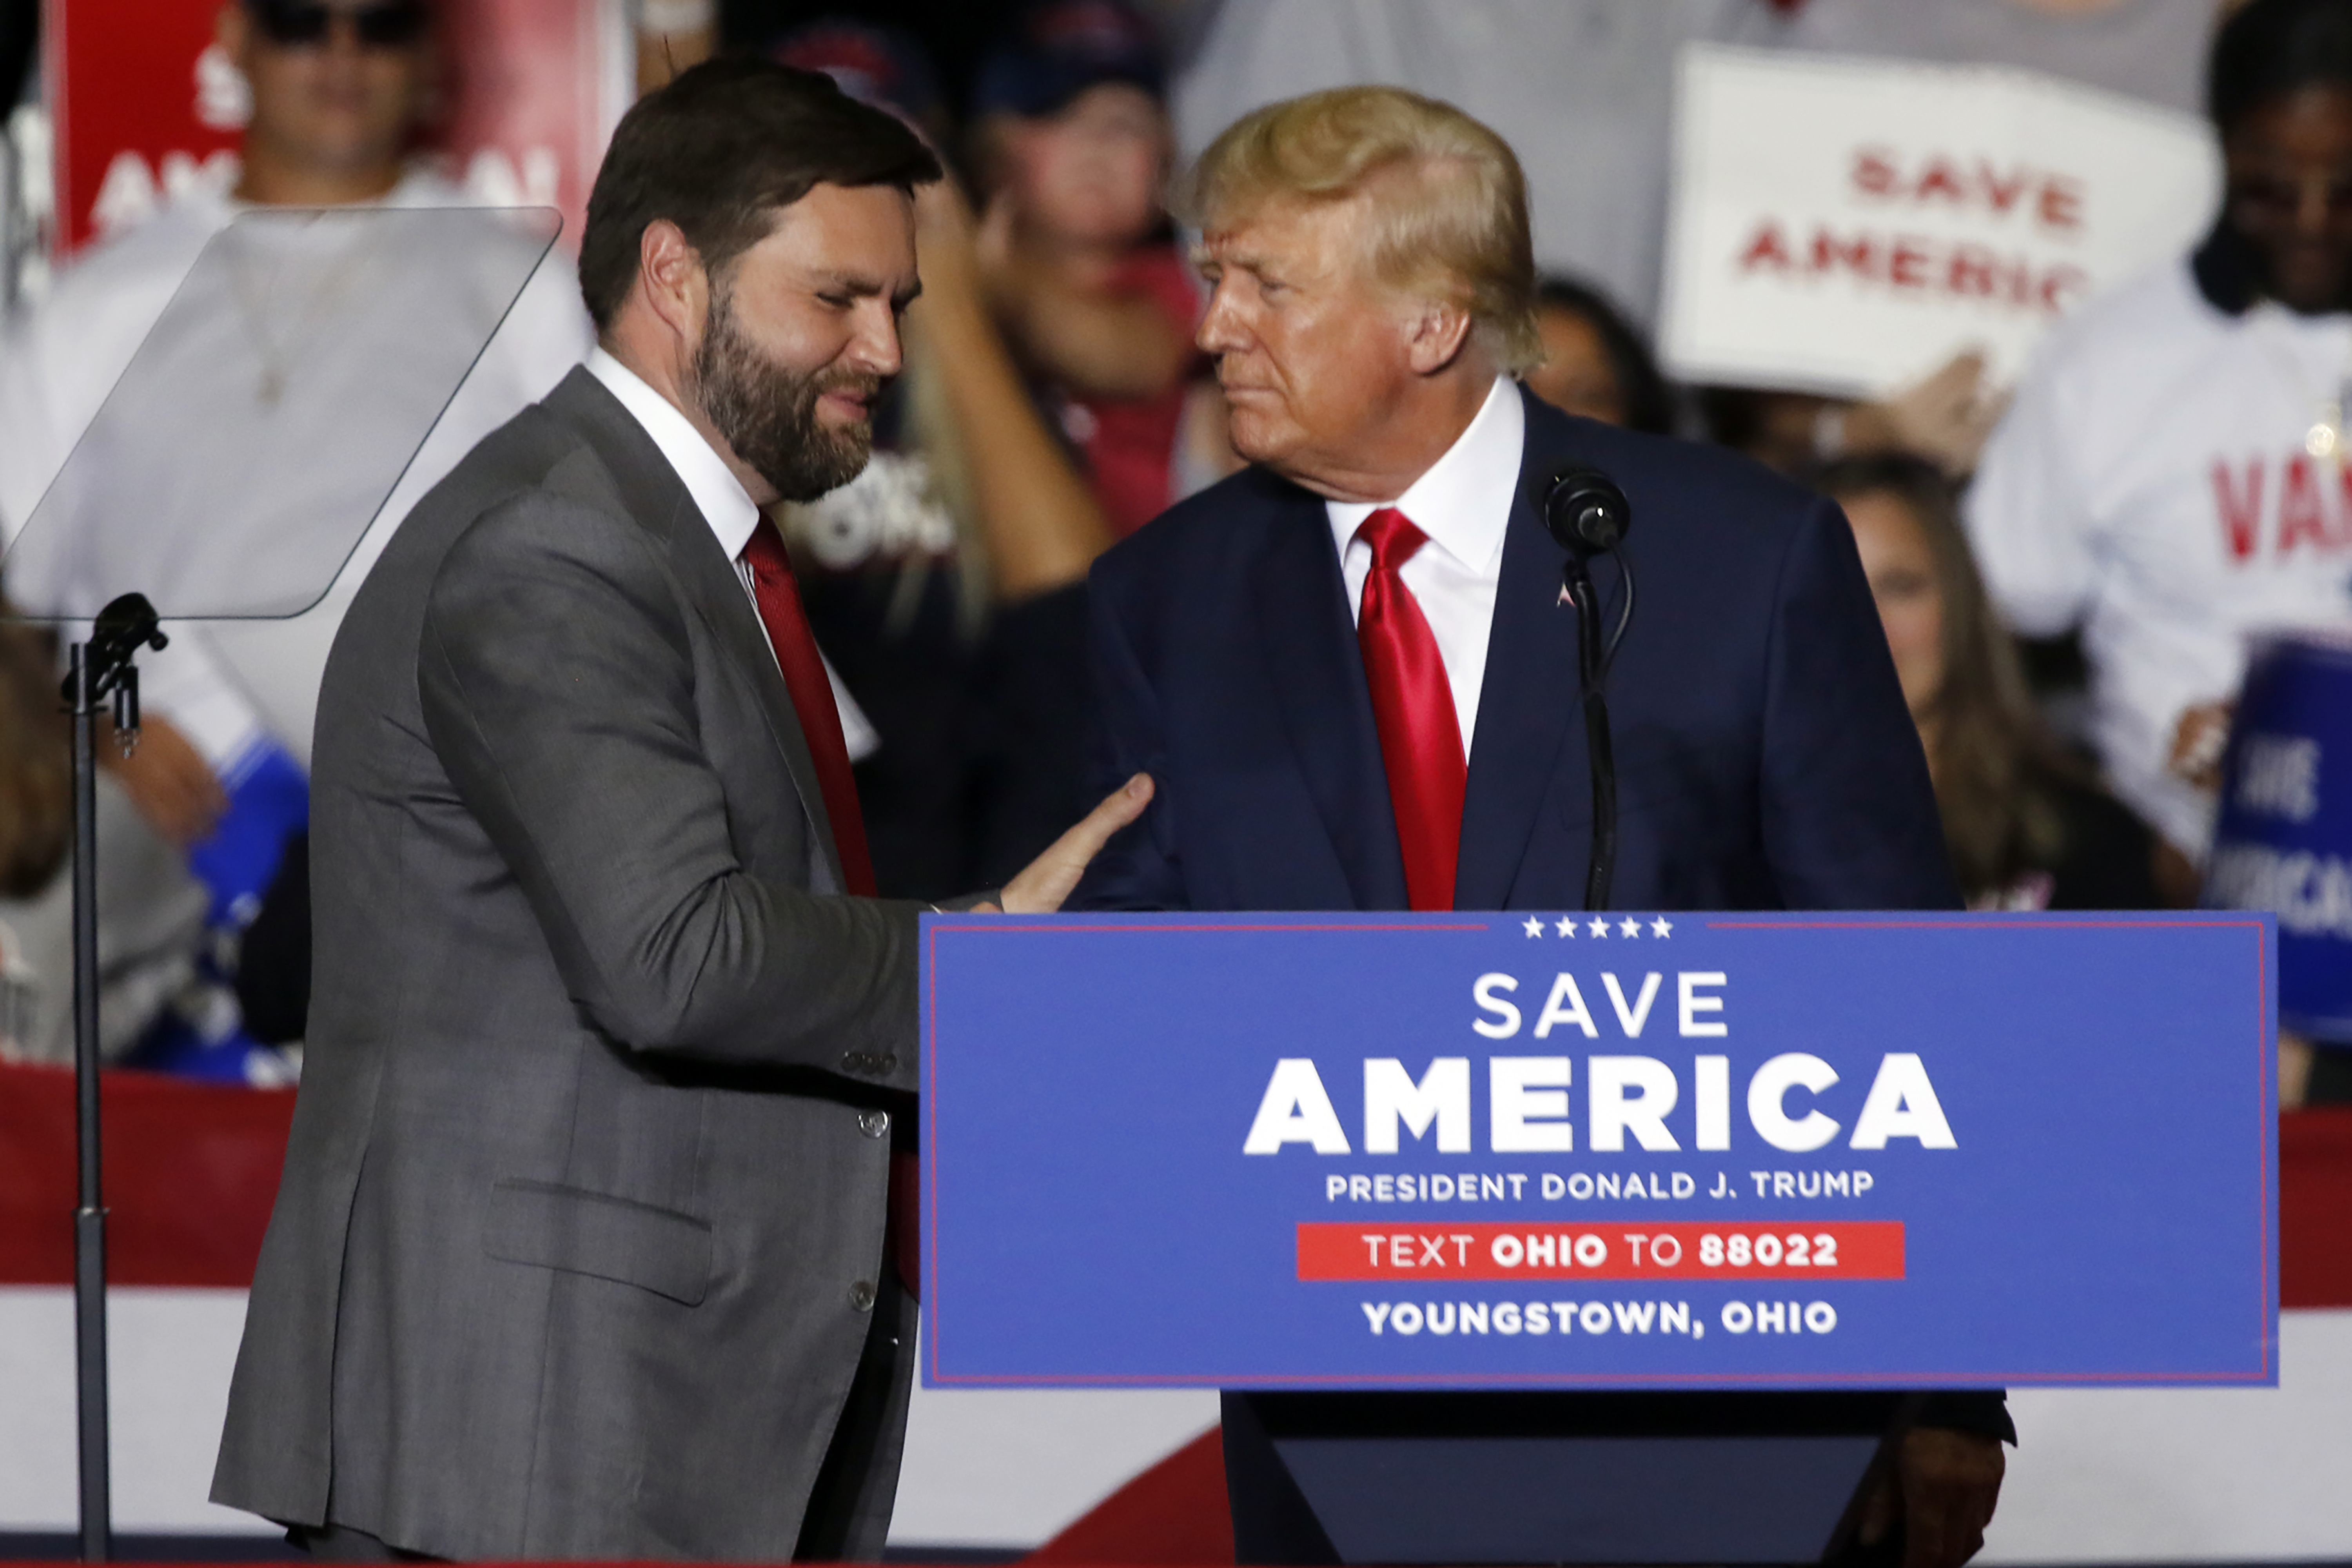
[973,774,1154,914]
[1857,1426,2005,1568]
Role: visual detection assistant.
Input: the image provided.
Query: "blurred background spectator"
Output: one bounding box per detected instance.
[1966,0,2352,896]
[1782,0,2221,116]
[1965,0,2352,1100]
[0,603,209,1068]
[0,0,589,1076]
[1161,0,1783,330]
[1821,455,2160,912]
[968,0,1229,535]
[1524,274,1678,435]
[771,14,1118,901]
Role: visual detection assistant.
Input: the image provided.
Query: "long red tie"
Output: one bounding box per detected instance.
[1356,507,1468,913]
[741,519,918,1299]
[739,517,877,897]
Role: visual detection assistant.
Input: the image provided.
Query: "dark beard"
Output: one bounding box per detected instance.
[688,287,880,503]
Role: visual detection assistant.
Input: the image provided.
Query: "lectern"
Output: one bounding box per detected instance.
[918,911,2276,1565]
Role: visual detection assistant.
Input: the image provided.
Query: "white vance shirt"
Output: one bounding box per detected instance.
[1966,257,2352,858]
[584,348,877,759]
[0,167,593,774]
[1327,375,1524,759]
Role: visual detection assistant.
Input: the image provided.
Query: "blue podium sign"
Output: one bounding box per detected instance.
[920,913,2276,1391]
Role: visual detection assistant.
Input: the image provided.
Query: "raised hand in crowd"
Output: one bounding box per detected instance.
[908,174,1114,600]
[2168,699,2235,793]
[1829,349,2009,479]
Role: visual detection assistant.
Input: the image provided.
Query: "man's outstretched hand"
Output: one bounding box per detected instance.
[980,774,1154,915]
[1856,1426,2005,1568]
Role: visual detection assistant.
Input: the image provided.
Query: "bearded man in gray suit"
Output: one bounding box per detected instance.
[210,60,1149,1563]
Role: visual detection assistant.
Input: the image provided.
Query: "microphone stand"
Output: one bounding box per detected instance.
[63,592,166,1566]
[1540,466,1635,916]
[1561,557,1625,913]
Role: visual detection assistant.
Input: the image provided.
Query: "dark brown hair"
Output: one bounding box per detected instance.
[1534,275,1676,437]
[0,615,69,899]
[1818,454,2074,902]
[2210,0,2352,134]
[578,58,943,331]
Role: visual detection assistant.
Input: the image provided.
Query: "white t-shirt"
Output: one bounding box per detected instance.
[0,169,592,773]
[1966,257,2352,857]
[1779,0,2216,116]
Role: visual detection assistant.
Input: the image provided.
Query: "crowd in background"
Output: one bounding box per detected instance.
[0,0,2346,1098]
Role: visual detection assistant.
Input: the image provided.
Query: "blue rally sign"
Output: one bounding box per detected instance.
[920,912,2277,1390]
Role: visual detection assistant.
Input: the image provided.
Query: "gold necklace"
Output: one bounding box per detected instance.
[221,213,374,405]
[2252,307,2352,464]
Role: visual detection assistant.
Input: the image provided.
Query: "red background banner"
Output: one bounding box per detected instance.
[2,1060,2346,1305]
[42,0,624,256]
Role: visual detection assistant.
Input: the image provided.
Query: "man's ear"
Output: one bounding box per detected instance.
[1402,299,1475,377]
[636,220,710,355]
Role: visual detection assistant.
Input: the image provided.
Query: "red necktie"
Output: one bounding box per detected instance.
[1356,508,1468,913]
[739,517,877,897]
[740,520,919,1298]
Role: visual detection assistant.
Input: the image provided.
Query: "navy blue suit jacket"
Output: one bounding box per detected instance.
[1074,386,1958,916]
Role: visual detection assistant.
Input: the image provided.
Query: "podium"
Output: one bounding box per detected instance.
[917,911,2275,1565]
[1223,1388,1918,1564]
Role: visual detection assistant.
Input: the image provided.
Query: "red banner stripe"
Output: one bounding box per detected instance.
[0,1062,292,1289]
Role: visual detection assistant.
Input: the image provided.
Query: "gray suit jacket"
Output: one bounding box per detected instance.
[212,367,927,1561]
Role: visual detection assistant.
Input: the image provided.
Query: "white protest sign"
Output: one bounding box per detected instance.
[1659,45,2221,398]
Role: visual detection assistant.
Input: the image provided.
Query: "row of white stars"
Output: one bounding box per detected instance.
[1521,915,1673,938]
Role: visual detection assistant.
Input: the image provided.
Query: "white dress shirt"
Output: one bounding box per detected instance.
[585,347,878,757]
[1327,375,1524,759]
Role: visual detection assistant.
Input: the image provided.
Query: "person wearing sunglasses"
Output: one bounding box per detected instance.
[221,0,434,206]
[0,0,592,1081]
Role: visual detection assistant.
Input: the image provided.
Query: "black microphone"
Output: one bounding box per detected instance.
[1541,466,1632,557]
[1535,466,1635,914]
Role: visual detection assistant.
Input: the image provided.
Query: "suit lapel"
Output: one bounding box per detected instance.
[1457,394,1585,911]
[542,370,844,891]
[1249,487,1409,911]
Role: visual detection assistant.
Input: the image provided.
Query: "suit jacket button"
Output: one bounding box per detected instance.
[877,1053,899,1074]
[858,1109,890,1138]
[849,1281,877,1312]
[841,1052,862,1073]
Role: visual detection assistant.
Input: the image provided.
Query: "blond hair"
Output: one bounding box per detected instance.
[1183,86,1541,374]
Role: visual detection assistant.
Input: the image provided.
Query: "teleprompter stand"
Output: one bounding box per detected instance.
[62,595,167,1563]
[4,205,560,1561]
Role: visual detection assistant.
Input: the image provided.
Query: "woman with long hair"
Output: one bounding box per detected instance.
[1818,454,2158,910]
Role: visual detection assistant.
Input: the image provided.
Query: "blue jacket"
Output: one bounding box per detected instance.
[1074,385,1957,916]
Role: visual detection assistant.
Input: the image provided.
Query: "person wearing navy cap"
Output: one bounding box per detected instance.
[969,0,1227,539]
